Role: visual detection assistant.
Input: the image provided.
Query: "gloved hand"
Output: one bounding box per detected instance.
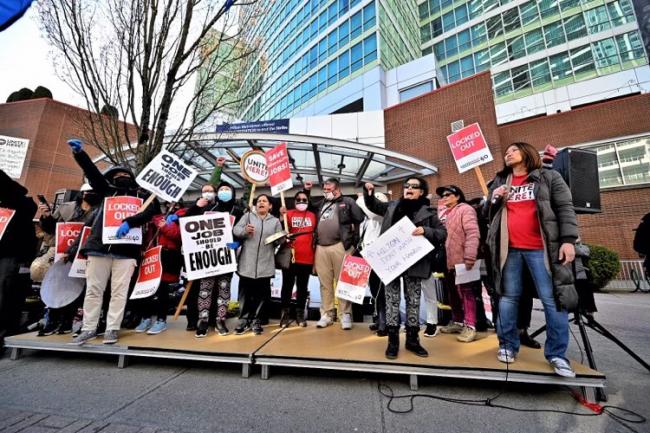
[166,214,179,224]
[116,221,130,238]
[226,241,240,250]
[67,139,83,153]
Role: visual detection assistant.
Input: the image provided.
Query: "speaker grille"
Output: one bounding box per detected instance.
[552,148,601,214]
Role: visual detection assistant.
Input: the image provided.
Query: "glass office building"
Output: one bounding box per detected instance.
[418,0,648,104]
[235,0,421,120]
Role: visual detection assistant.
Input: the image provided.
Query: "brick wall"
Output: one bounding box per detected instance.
[385,73,650,259]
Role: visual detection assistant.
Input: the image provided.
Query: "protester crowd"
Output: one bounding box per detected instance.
[1,137,627,379]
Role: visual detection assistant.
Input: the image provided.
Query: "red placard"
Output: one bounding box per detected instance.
[446,123,493,173]
[55,222,84,262]
[102,196,143,244]
[336,255,371,304]
[265,142,293,195]
[0,207,16,241]
[130,246,163,299]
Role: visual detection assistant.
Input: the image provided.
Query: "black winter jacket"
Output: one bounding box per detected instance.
[486,168,579,311]
[72,150,159,260]
[364,191,447,279]
[0,170,37,262]
[312,195,365,250]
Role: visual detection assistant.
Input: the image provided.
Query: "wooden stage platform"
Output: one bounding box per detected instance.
[5,319,605,394]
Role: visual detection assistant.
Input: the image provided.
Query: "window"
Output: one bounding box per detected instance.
[351,11,362,39]
[569,46,596,77]
[471,23,487,46]
[447,60,461,82]
[432,17,443,38]
[530,58,552,88]
[559,0,580,12]
[338,21,350,46]
[490,42,507,66]
[351,41,363,72]
[434,42,445,59]
[318,66,327,92]
[363,2,376,29]
[607,0,634,26]
[564,14,587,41]
[525,29,545,54]
[398,81,433,102]
[549,52,573,82]
[454,4,468,26]
[327,59,338,86]
[508,35,526,60]
[616,31,646,63]
[457,30,471,53]
[474,48,491,71]
[445,35,458,57]
[592,37,619,70]
[468,0,483,19]
[421,24,432,44]
[511,65,530,92]
[483,0,499,14]
[338,51,350,79]
[538,0,559,19]
[591,137,650,188]
[503,7,521,33]
[328,32,338,56]
[493,71,513,96]
[460,55,475,78]
[486,15,503,39]
[363,33,377,63]
[419,2,429,20]
[584,6,611,34]
[442,11,455,32]
[544,21,566,48]
[519,1,540,27]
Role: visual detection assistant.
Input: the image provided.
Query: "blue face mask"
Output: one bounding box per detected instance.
[217,190,233,202]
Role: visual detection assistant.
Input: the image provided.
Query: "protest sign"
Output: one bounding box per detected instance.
[69,226,92,278]
[55,222,84,262]
[240,149,268,185]
[446,123,493,174]
[102,196,143,245]
[180,212,237,280]
[136,149,198,202]
[0,207,16,241]
[336,255,371,304]
[265,142,293,196]
[361,216,434,285]
[0,135,29,179]
[130,246,163,299]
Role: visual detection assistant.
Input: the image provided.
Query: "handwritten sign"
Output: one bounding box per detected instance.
[361,216,434,285]
[336,255,371,304]
[0,135,29,179]
[180,212,237,280]
[136,149,198,202]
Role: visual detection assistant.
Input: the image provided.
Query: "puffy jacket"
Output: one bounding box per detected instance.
[486,168,579,311]
[364,192,447,279]
[232,211,282,279]
[444,202,480,270]
[0,169,37,262]
[72,150,159,260]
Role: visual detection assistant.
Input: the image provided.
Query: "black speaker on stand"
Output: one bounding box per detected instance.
[552,148,601,214]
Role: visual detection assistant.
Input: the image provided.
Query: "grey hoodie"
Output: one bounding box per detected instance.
[233,211,283,279]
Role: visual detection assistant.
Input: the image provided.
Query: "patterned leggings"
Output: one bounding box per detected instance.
[197,273,232,324]
[385,275,422,327]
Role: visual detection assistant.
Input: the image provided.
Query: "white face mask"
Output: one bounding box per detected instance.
[202,192,216,201]
[324,191,334,201]
[295,203,308,212]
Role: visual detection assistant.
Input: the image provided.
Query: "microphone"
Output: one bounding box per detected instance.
[491,187,509,205]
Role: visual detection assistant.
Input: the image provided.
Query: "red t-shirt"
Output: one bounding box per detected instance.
[286,209,317,265]
[506,174,544,250]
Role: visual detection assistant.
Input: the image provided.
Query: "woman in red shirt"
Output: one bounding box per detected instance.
[280,190,317,327]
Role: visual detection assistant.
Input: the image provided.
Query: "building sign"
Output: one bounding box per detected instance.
[265,142,293,195]
[216,119,289,134]
[0,135,29,179]
[136,150,198,202]
[446,123,493,174]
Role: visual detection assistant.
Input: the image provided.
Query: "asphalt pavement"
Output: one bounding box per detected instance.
[1,291,649,433]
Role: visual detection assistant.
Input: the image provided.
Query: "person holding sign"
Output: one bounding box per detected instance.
[232,194,283,335]
[0,169,37,350]
[486,142,578,378]
[66,139,159,346]
[435,185,482,343]
[185,181,246,337]
[364,178,446,359]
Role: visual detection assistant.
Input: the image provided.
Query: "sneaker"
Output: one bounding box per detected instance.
[69,330,96,346]
[215,320,229,336]
[316,314,333,328]
[341,313,352,330]
[252,320,263,335]
[440,322,463,334]
[497,348,516,364]
[549,357,576,378]
[457,326,477,343]
[103,330,119,344]
[234,320,251,335]
[135,318,153,333]
[58,320,73,335]
[186,323,197,332]
[147,320,168,335]
[195,321,209,338]
[38,322,60,337]
[423,323,438,338]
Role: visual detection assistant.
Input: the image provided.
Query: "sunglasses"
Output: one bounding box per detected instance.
[295,199,308,203]
[403,183,422,190]
[441,192,454,197]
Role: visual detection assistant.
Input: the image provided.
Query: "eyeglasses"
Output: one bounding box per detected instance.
[295,199,308,204]
[403,183,422,190]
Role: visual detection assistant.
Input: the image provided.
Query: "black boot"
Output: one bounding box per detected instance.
[405,326,428,357]
[519,328,541,349]
[376,309,387,337]
[385,326,400,359]
[280,308,291,328]
[369,315,378,331]
[296,308,307,327]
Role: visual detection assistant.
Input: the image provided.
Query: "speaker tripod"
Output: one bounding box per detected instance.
[530,311,650,402]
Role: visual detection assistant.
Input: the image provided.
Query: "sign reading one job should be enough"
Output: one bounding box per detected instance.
[136,149,198,203]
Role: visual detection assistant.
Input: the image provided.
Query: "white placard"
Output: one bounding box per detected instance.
[180,212,237,280]
[68,227,92,278]
[0,135,29,179]
[361,216,434,285]
[136,149,198,202]
[454,260,482,285]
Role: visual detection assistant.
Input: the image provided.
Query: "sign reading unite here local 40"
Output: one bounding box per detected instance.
[180,212,237,281]
[0,135,30,179]
[446,123,493,174]
[136,149,198,203]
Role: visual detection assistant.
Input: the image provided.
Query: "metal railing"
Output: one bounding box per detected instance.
[605,259,645,290]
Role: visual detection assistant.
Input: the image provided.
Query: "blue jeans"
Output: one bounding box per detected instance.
[497,248,569,360]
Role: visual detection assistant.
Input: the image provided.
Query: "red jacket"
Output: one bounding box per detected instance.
[286,209,316,265]
[145,208,186,282]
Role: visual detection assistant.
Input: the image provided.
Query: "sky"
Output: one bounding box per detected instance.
[0,6,83,107]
